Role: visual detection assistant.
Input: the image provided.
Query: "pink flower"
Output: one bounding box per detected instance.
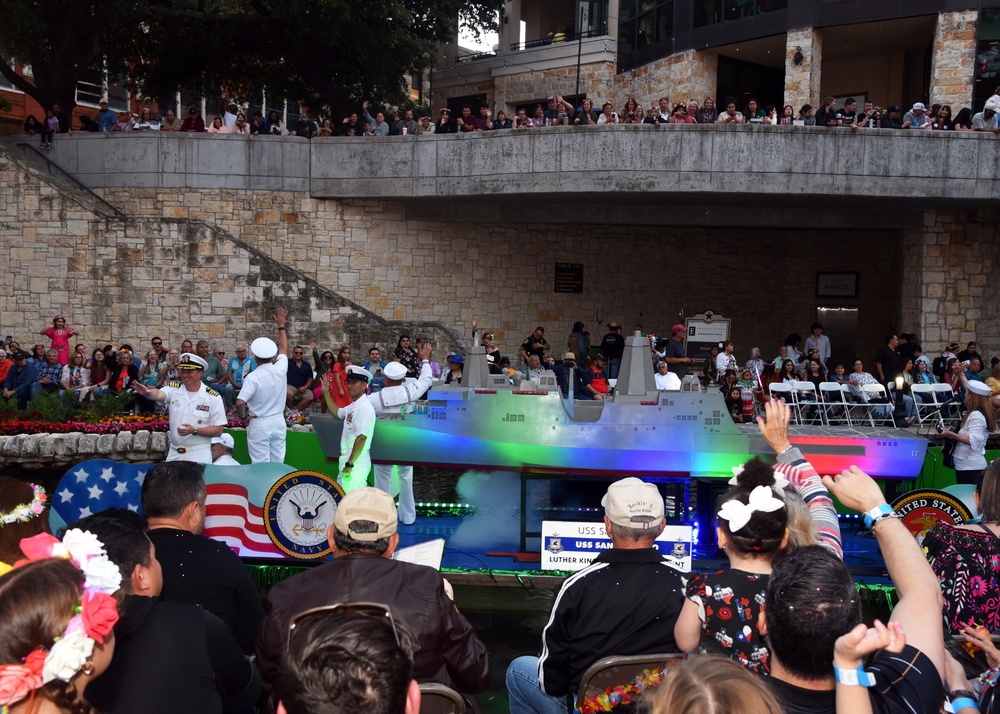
[970,576,989,597]
[0,665,43,706]
[81,592,119,643]
[18,533,64,562]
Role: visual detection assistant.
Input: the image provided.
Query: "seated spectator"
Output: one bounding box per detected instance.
[231,113,250,135]
[32,348,63,396]
[552,352,593,398]
[87,346,112,398]
[764,465,945,713]
[256,488,490,712]
[135,349,161,414]
[206,116,229,133]
[745,98,767,124]
[340,112,364,136]
[160,109,182,131]
[133,107,159,131]
[247,111,266,134]
[290,114,318,138]
[444,354,464,385]
[110,111,134,132]
[227,345,256,394]
[697,97,718,124]
[524,354,549,386]
[0,349,9,386]
[815,96,840,127]
[142,462,264,653]
[362,347,387,392]
[973,98,1000,134]
[953,107,975,131]
[506,477,685,713]
[597,102,618,124]
[274,604,421,714]
[655,360,681,390]
[74,509,261,714]
[211,433,240,465]
[265,111,284,135]
[180,108,205,132]
[796,104,815,125]
[286,345,314,411]
[23,114,42,135]
[0,536,118,714]
[198,342,234,410]
[648,656,782,714]
[392,109,419,135]
[362,102,389,136]
[61,349,92,402]
[574,98,598,125]
[435,107,456,133]
[717,97,745,124]
[925,459,1000,634]
[157,348,181,386]
[491,111,511,129]
[880,104,904,129]
[588,355,609,397]
[903,102,930,129]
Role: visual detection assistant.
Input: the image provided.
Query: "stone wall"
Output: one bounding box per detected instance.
[785,28,822,111]
[613,50,718,108]
[929,10,977,110]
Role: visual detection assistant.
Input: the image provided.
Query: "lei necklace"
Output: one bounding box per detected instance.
[0,529,122,708]
[577,664,672,713]
[0,484,47,526]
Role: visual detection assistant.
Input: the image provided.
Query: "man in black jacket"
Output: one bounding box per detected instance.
[506,478,685,714]
[256,488,490,712]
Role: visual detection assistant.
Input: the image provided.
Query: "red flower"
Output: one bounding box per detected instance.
[23,648,46,676]
[17,533,61,562]
[81,592,119,644]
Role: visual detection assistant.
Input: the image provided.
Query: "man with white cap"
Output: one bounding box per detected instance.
[236,308,289,463]
[256,487,491,712]
[132,352,227,463]
[506,477,686,714]
[369,340,434,525]
[322,365,377,492]
[211,433,241,465]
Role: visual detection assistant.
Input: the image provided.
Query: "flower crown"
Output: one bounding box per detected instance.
[0,484,47,526]
[0,529,122,707]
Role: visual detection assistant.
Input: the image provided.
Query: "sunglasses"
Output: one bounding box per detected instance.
[152,341,162,346]
[216,351,225,355]
[288,602,399,649]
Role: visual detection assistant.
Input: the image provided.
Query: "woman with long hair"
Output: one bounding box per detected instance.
[157,349,180,386]
[61,351,91,404]
[697,98,718,124]
[914,358,937,386]
[329,346,353,410]
[394,335,418,378]
[940,380,997,484]
[87,347,112,400]
[135,350,162,414]
[39,316,77,366]
[647,655,782,714]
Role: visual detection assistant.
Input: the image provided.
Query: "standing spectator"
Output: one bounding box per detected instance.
[207,116,230,133]
[328,346,353,410]
[600,322,625,379]
[180,107,206,132]
[247,111,266,134]
[658,324,694,380]
[874,333,903,388]
[932,104,953,130]
[745,347,765,383]
[491,111,512,129]
[39,314,76,365]
[435,107,456,133]
[362,347,388,392]
[96,99,117,132]
[716,97,745,124]
[340,112,365,136]
[815,96,841,127]
[265,111,284,135]
[286,345,314,412]
[290,114,318,138]
[597,102,618,124]
[160,108,182,131]
[697,97,718,124]
[957,341,984,365]
[744,98,767,123]
[231,113,250,135]
[574,98,598,125]
[940,380,996,484]
[796,104,815,125]
[953,107,975,130]
[392,109,419,135]
[394,335,419,378]
[804,322,831,367]
[880,104,904,128]
[133,107,160,131]
[716,341,738,379]
[567,322,588,359]
[362,101,389,136]
[519,327,551,365]
[903,102,930,128]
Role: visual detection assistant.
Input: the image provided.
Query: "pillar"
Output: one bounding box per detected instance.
[785,28,822,111]
[929,10,977,110]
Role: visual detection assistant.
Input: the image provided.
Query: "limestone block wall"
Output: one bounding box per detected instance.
[613,50,718,108]
[929,10,977,110]
[785,28,822,111]
[902,208,1000,359]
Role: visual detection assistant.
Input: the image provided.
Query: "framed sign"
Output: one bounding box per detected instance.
[541,520,692,572]
[554,263,584,293]
[685,311,731,363]
[816,273,858,299]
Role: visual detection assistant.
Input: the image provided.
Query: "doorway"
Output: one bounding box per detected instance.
[817,307,858,371]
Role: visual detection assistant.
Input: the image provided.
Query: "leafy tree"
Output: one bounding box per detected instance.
[0,0,500,117]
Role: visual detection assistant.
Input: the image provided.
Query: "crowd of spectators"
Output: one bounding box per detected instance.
[20,86,1000,148]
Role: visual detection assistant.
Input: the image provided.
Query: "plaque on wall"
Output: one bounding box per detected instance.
[554,263,584,293]
[816,272,858,298]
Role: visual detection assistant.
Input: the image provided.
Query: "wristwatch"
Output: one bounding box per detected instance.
[344,461,353,469]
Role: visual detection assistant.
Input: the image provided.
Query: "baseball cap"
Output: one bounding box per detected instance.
[450,355,464,365]
[251,337,277,360]
[333,488,398,540]
[383,362,407,380]
[912,102,926,112]
[178,353,208,370]
[671,324,686,334]
[601,477,665,529]
[211,434,235,449]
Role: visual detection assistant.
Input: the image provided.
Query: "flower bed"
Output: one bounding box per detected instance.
[0,415,248,436]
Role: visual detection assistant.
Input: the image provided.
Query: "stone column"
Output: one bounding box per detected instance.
[929,10,977,109]
[498,0,522,53]
[785,28,822,111]
[672,50,719,105]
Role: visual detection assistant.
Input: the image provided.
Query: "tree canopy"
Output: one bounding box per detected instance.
[0,0,501,116]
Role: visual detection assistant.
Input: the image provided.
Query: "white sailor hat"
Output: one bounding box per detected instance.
[251,337,278,360]
[383,362,407,380]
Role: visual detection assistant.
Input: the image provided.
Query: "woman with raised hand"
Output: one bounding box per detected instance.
[40,316,77,366]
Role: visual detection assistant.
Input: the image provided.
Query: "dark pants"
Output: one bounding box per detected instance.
[40,129,53,145]
[955,469,985,486]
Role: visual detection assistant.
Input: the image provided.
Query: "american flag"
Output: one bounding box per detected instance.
[51,460,299,559]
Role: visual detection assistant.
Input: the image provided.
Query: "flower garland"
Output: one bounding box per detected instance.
[577,664,670,713]
[0,484,47,526]
[0,529,122,708]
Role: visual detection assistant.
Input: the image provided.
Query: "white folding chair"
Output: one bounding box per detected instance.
[931,383,962,429]
[860,383,893,427]
[910,383,939,428]
[768,383,798,423]
[819,381,852,426]
[792,381,823,424]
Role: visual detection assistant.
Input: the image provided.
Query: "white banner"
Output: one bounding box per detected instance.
[540,520,692,572]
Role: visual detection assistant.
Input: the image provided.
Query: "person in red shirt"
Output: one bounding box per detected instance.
[588,355,609,398]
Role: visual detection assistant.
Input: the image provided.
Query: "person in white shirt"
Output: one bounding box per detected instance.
[715,341,738,379]
[235,309,290,463]
[323,366,376,492]
[654,361,681,391]
[804,322,831,367]
[211,433,241,465]
[367,342,434,524]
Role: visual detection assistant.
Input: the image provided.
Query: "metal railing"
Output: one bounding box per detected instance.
[510,26,610,51]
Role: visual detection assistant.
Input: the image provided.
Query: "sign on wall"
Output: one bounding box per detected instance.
[816,272,858,298]
[685,311,731,363]
[554,262,584,293]
[541,520,693,572]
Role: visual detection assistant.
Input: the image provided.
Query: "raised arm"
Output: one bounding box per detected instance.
[275,308,288,357]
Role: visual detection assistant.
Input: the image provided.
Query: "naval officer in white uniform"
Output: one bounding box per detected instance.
[132,353,226,463]
[323,365,376,493]
[236,308,290,463]
[369,340,434,524]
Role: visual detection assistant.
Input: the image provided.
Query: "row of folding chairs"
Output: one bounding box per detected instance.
[767,381,957,428]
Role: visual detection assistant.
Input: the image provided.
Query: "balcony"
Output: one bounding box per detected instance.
[10,125,1000,228]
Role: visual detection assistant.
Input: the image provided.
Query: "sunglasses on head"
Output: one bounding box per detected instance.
[288,602,399,650]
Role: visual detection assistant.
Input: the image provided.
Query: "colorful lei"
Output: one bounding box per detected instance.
[0,529,122,707]
[0,484,47,526]
[577,665,670,713]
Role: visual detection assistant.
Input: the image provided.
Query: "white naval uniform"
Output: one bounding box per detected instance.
[238,354,288,463]
[338,396,376,493]
[368,361,434,524]
[161,382,227,463]
[213,454,242,466]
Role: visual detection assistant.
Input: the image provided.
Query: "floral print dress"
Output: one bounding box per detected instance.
[924,522,1000,633]
[685,569,771,674]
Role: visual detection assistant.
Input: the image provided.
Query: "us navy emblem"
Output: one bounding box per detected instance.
[264,470,344,558]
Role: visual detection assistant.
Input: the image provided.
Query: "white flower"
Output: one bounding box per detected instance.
[81,555,122,595]
[61,530,105,563]
[42,628,94,684]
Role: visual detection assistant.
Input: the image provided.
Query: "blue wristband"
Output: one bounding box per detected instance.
[833,663,875,687]
[951,697,980,712]
[863,503,897,529]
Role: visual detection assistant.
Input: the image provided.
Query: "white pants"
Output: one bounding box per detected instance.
[247,414,287,464]
[374,464,416,525]
[339,453,372,493]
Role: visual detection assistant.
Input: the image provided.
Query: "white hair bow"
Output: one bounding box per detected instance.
[717,485,786,533]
